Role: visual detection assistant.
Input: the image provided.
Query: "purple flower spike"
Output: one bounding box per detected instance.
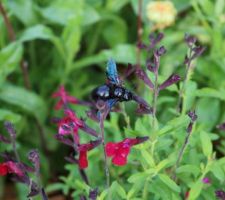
[155,46,166,57]
[148,32,164,49]
[185,34,197,47]
[28,149,40,172]
[159,74,181,91]
[217,122,225,131]
[135,68,154,89]
[215,190,225,200]
[202,177,211,184]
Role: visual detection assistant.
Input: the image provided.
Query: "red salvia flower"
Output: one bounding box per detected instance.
[0,161,24,177]
[106,137,148,166]
[0,163,8,176]
[78,140,101,169]
[52,86,78,110]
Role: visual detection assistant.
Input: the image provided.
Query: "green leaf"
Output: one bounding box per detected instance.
[7,0,38,26]
[82,5,100,25]
[200,131,213,158]
[188,181,203,199]
[0,42,23,84]
[109,181,126,199]
[0,83,47,122]
[128,172,148,183]
[210,162,225,182]
[0,109,21,123]
[158,174,181,193]
[156,159,171,172]
[176,165,201,178]
[19,25,55,42]
[196,98,220,130]
[195,88,225,101]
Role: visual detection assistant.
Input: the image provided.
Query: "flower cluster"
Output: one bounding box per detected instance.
[52,86,100,169]
[106,137,148,166]
[0,122,47,199]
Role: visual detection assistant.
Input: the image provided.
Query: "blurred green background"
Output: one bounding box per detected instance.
[1,0,225,199]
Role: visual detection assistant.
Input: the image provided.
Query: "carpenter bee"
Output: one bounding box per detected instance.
[91,59,151,112]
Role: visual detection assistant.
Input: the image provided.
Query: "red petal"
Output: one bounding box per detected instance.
[112,155,128,166]
[6,161,24,177]
[105,142,117,157]
[54,100,63,110]
[67,96,78,104]
[0,163,8,176]
[79,151,88,169]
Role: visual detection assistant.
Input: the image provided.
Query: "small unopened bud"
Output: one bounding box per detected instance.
[135,68,154,89]
[28,149,40,171]
[187,111,197,122]
[89,188,98,200]
[156,46,166,57]
[159,74,181,91]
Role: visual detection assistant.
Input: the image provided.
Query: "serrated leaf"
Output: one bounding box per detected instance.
[158,174,181,193]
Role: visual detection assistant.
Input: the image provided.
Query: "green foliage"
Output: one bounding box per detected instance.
[0,0,225,200]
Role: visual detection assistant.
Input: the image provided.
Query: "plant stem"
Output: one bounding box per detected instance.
[177,49,193,114]
[0,2,31,89]
[172,122,194,180]
[99,112,110,188]
[152,70,159,130]
[136,0,142,68]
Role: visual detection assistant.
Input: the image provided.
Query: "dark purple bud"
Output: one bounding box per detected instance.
[89,188,98,200]
[187,111,197,122]
[186,122,193,133]
[191,46,206,59]
[148,32,164,49]
[215,190,225,200]
[133,94,151,109]
[217,122,225,131]
[136,136,149,144]
[185,34,197,47]
[4,121,16,139]
[0,134,11,144]
[28,149,40,171]
[155,46,166,57]
[80,122,98,138]
[27,181,40,197]
[146,59,155,72]
[55,134,74,147]
[11,174,30,185]
[135,68,154,89]
[159,74,181,91]
[136,104,153,115]
[0,152,15,161]
[137,41,147,49]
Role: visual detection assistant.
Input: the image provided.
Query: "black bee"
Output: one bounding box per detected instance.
[91,59,151,112]
[92,84,133,102]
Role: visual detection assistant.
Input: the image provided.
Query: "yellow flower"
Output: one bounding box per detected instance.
[146,1,177,29]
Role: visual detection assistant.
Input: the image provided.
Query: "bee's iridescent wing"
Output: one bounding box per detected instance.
[106,58,120,85]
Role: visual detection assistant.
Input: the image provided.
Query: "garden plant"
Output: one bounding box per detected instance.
[0,0,225,200]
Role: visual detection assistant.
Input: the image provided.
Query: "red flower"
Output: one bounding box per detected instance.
[78,140,101,169]
[52,86,78,110]
[0,163,8,176]
[57,109,83,137]
[0,161,24,177]
[106,137,148,166]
